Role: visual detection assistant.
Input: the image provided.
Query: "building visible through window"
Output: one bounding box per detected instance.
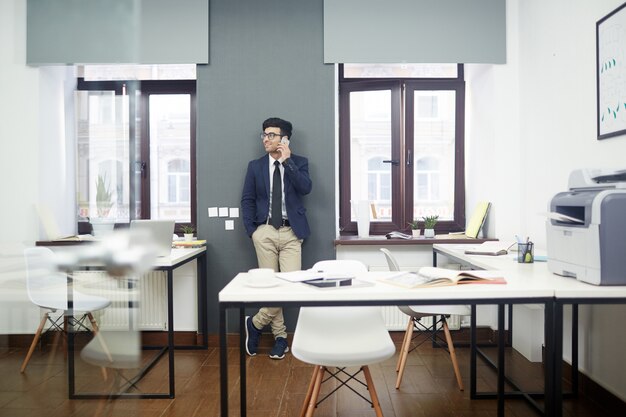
[339,64,465,235]
[75,65,196,232]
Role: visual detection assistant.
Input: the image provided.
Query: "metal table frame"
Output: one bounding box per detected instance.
[218,285,555,417]
[67,248,207,399]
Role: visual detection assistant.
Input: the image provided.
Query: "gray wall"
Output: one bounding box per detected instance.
[197,0,335,332]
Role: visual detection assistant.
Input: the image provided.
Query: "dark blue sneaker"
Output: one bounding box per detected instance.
[269,337,289,360]
[245,316,262,356]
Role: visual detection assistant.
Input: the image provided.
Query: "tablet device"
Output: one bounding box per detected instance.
[303,278,353,288]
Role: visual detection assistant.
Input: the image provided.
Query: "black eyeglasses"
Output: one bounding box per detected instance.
[260,132,282,140]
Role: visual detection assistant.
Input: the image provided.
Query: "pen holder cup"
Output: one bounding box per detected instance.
[517,242,534,263]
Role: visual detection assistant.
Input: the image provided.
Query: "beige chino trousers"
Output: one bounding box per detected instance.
[251,224,302,339]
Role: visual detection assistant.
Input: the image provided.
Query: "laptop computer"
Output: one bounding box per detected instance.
[130,219,175,257]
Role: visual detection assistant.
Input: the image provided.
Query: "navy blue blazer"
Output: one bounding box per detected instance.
[241,154,312,239]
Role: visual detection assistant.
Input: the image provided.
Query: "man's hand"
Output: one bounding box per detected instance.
[277,142,291,162]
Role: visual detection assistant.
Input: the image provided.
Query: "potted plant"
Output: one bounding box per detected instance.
[407,219,421,238]
[91,174,115,236]
[181,224,195,241]
[422,215,439,238]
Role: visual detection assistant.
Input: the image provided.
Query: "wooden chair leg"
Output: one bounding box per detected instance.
[62,316,68,357]
[304,365,324,417]
[21,313,49,373]
[49,323,62,360]
[442,319,464,391]
[362,365,384,417]
[395,319,414,389]
[87,313,110,380]
[87,313,100,333]
[396,318,413,371]
[299,365,321,417]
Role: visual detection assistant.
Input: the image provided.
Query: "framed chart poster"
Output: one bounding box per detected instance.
[597,2,626,139]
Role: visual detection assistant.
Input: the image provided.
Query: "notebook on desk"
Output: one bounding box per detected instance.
[130,220,175,257]
[464,201,491,238]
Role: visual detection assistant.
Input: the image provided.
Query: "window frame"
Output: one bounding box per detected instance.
[338,65,465,236]
[76,78,196,234]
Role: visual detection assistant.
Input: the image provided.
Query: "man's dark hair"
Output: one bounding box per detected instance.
[263,117,292,138]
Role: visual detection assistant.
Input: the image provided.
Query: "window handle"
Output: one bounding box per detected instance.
[136,161,147,178]
[382,159,399,166]
[407,150,412,166]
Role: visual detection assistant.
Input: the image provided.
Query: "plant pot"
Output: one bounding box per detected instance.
[184,233,194,241]
[91,218,115,237]
[411,229,421,238]
[424,228,435,238]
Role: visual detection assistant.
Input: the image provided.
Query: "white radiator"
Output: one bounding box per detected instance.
[382,306,461,331]
[72,271,167,331]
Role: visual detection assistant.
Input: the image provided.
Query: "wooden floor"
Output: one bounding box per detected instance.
[0,340,612,417]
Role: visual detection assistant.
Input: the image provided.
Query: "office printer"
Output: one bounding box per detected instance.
[547,168,626,285]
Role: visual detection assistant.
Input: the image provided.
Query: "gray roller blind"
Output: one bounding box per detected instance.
[324,0,505,64]
[27,0,209,65]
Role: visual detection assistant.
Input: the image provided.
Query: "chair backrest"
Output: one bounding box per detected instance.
[24,247,67,308]
[379,248,401,271]
[311,259,368,274]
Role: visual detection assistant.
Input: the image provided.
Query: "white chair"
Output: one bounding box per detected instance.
[379,248,469,390]
[292,260,395,417]
[80,330,141,395]
[20,247,112,373]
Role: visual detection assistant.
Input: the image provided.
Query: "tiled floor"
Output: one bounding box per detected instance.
[0,339,613,417]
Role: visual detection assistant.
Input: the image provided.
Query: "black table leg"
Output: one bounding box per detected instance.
[167,269,175,398]
[219,304,228,417]
[497,303,505,417]
[239,307,247,417]
[470,304,477,399]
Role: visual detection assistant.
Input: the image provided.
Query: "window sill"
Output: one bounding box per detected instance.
[334,234,495,247]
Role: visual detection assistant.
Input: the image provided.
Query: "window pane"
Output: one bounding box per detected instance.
[344,64,457,79]
[349,90,392,221]
[75,90,130,222]
[149,94,191,222]
[167,160,190,204]
[412,90,455,220]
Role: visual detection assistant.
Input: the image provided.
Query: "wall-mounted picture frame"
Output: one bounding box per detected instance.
[597,2,626,140]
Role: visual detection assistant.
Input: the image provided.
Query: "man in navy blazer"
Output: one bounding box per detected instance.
[241,117,312,359]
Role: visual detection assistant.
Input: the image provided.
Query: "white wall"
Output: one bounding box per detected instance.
[0,0,39,246]
[465,0,522,241]
[468,0,626,401]
[0,0,42,335]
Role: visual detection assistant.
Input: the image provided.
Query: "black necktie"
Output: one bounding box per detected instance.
[271,161,282,229]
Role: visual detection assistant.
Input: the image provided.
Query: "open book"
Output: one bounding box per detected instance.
[464,241,515,256]
[379,267,506,288]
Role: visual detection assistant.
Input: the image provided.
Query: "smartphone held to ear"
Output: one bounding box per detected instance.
[280,137,290,145]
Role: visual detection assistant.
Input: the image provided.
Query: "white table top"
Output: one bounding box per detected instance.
[218,269,555,305]
[434,244,626,300]
[219,245,626,304]
[154,247,206,268]
[49,246,206,270]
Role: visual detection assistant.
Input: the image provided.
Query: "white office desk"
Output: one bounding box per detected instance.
[549,271,626,417]
[218,269,556,417]
[433,243,626,417]
[64,246,207,400]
